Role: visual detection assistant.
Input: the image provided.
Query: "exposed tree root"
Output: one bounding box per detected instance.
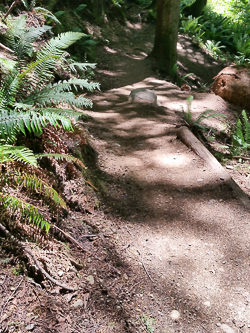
[0,222,76,292]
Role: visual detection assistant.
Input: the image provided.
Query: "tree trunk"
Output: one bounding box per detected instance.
[149,0,180,76]
[183,0,207,17]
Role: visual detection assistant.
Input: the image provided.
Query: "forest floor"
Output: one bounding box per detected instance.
[1,6,250,333]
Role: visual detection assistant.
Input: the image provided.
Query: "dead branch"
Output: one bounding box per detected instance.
[0,222,76,292]
[4,0,20,20]
[0,43,14,53]
[50,224,95,254]
[86,180,98,191]
[177,126,250,208]
[233,156,250,161]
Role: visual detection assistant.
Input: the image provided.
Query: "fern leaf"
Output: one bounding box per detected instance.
[242,110,250,143]
[0,57,17,74]
[36,153,85,168]
[0,108,80,140]
[0,145,37,166]
[1,172,67,210]
[20,0,29,9]
[69,62,96,73]
[0,194,50,232]
[25,88,93,108]
[34,7,62,25]
[30,32,86,89]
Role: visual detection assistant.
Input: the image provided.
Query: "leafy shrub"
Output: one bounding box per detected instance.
[227,110,250,156]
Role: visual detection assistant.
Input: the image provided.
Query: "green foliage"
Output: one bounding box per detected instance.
[0,194,50,233]
[180,15,204,36]
[0,145,37,166]
[204,40,226,59]
[0,14,99,235]
[181,96,226,134]
[227,110,250,155]
[179,0,250,65]
[20,0,61,25]
[141,314,156,333]
[171,63,194,87]
[36,153,86,168]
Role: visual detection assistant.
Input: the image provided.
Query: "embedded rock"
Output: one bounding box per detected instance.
[128,88,161,106]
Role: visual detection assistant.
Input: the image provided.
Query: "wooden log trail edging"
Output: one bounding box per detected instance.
[177,126,250,208]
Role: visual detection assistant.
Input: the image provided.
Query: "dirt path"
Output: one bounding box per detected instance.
[83,19,250,333]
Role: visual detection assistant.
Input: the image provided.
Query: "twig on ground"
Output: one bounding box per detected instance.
[0,222,76,292]
[233,156,250,160]
[0,43,14,53]
[121,240,134,251]
[137,250,154,283]
[127,281,141,294]
[86,180,98,191]
[51,224,95,254]
[0,276,23,321]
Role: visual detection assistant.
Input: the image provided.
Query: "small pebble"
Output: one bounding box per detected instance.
[220,324,235,333]
[204,301,211,307]
[58,270,64,277]
[26,323,35,331]
[86,275,95,285]
[170,310,180,321]
[72,299,84,308]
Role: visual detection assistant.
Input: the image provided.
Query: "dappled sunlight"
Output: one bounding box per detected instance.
[152,152,189,168]
[96,69,126,77]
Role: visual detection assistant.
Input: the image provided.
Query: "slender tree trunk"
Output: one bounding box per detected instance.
[150,0,180,76]
[183,0,207,17]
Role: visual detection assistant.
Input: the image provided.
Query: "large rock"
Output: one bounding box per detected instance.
[212,66,250,108]
[128,88,161,106]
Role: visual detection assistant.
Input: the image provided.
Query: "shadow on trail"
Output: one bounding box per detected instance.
[83,137,250,332]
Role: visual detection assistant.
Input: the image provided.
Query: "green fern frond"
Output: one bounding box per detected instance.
[0,108,81,140]
[20,0,29,9]
[25,89,93,108]
[69,62,96,73]
[0,57,17,75]
[10,173,67,209]
[194,110,226,125]
[36,153,85,168]
[34,7,61,25]
[30,32,86,89]
[241,110,250,142]
[0,145,37,166]
[24,78,99,107]
[6,17,52,61]
[0,194,50,232]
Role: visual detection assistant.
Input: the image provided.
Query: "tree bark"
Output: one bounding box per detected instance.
[150,0,180,76]
[183,0,207,17]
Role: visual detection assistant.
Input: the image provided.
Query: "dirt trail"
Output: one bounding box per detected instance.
[83,19,250,333]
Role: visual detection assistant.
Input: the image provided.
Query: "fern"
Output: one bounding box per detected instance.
[33,32,86,89]
[6,16,52,62]
[0,194,50,233]
[69,62,96,73]
[8,173,67,209]
[0,145,37,166]
[24,79,99,107]
[242,110,250,143]
[36,153,85,168]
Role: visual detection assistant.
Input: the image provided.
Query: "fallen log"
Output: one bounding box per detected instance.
[177,126,250,208]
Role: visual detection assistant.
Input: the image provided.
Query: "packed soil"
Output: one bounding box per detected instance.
[1,8,250,333]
